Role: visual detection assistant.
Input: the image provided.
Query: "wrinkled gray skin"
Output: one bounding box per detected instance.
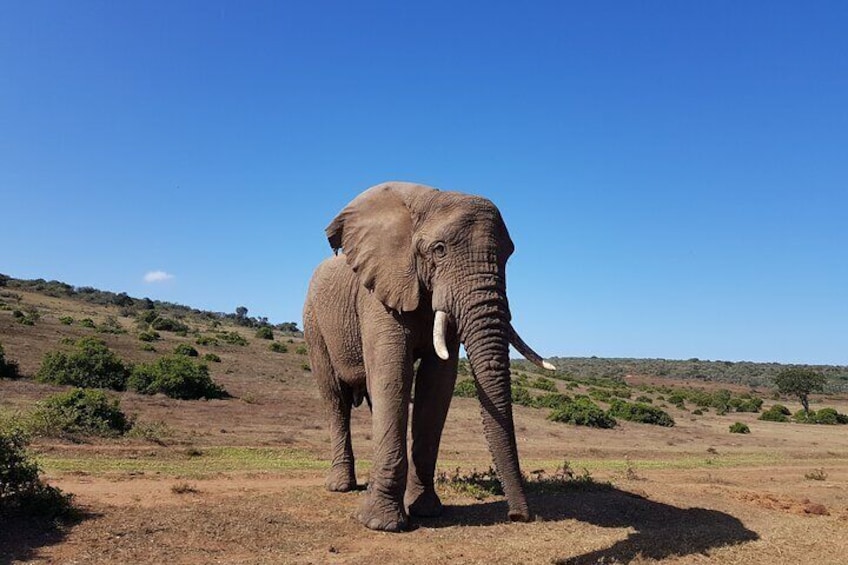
[303,182,551,532]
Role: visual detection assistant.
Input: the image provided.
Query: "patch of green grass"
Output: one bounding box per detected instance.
[37,447,330,477]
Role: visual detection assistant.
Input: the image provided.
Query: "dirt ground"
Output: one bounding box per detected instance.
[2,291,847,564]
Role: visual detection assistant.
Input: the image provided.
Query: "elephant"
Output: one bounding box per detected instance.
[303,181,554,532]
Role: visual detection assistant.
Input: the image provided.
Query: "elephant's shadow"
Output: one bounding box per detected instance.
[421,486,759,564]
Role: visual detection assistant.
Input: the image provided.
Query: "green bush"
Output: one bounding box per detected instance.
[255,327,274,340]
[729,422,750,434]
[511,384,535,408]
[79,318,96,329]
[530,376,557,392]
[608,400,675,427]
[295,345,308,355]
[759,404,791,422]
[0,428,74,519]
[0,343,21,380]
[196,335,219,346]
[150,316,189,333]
[58,316,74,325]
[140,343,156,352]
[792,408,848,425]
[203,353,221,363]
[730,397,763,413]
[217,331,248,346]
[548,397,617,429]
[534,392,572,410]
[269,342,288,353]
[36,337,130,390]
[635,395,653,404]
[453,378,477,398]
[301,362,311,372]
[31,388,132,437]
[174,343,199,357]
[129,355,227,400]
[138,330,160,342]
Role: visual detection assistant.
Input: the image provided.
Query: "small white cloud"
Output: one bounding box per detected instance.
[143,270,174,283]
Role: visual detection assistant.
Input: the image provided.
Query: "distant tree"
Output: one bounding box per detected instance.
[235,306,248,319]
[773,368,827,414]
[0,273,8,287]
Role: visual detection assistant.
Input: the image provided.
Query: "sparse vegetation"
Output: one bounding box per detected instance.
[138,330,160,342]
[548,397,617,428]
[59,316,74,325]
[269,341,288,353]
[453,378,477,398]
[759,404,791,422]
[804,468,828,481]
[79,318,96,329]
[608,399,675,427]
[196,335,219,346]
[255,327,274,340]
[129,355,227,400]
[30,388,132,437]
[217,331,248,346]
[0,428,75,519]
[729,422,750,434]
[295,345,308,355]
[174,343,199,357]
[203,353,222,363]
[0,342,21,380]
[36,337,130,390]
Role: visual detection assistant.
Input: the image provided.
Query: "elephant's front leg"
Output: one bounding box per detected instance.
[357,310,414,532]
[405,339,459,517]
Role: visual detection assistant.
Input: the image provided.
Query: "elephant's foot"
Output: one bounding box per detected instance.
[356,492,408,532]
[404,485,443,517]
[325,464,357,492]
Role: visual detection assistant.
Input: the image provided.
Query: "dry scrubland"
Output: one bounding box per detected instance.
[1,287,847,564]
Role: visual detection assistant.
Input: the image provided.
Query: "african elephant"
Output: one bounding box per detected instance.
[303,181,554,532]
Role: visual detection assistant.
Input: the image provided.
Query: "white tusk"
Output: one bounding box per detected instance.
[508,323,555,371]
[433,310,450,361]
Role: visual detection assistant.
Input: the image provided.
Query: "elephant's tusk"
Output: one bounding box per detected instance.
[508,323,556,371]
[433,310,450,361]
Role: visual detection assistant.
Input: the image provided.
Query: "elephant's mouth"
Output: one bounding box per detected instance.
[432,309,554,371]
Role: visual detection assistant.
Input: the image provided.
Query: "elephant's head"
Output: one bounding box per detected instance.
[326,181,554,522]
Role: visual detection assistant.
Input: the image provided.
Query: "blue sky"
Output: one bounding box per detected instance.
[2,2,846,364]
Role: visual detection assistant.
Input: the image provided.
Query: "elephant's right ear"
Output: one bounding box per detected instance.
[326,185,420,312]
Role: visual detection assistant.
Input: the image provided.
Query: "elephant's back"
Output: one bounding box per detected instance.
[304,255,365,384]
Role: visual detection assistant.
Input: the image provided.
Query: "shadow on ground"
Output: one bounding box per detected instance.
[0,508,99,565]
[424,487,759,564]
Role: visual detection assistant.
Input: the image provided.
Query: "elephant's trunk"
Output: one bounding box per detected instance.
[456,280,531,522]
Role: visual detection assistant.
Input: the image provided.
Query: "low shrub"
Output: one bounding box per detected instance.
[138,330,160,342]
[196,335,219,346]
[548,397,617,429]
[692,409,704,415]
[0,428,75,519]
[730,397,763,413]
[59,316,74,325]
[255,327,274,340]
[529,376,557,392]
[269,341,288,353]
[295,345,308,355]
[140,343,156,352]
[608,400,675,427]
[36,337,130,390]
[30,388,132,437]
[453,378,477,398]
[511,384,535,408]
[635,395,653,404]
[79,318,96,329]
[0,343,21,380]
[150,316,189,333]
[301,362,311,372]
[174,344,199,357]
[217,331,248,346]
[534,392,572,411]
[759,404,791,422]
[793,408,848,425]
[203,353,221,363]
[129,355,227,400]
[729,422,750,434]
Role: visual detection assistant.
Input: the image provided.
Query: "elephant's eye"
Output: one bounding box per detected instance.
[432,242,447,258]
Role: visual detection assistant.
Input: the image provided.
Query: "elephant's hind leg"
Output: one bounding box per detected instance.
[309,328,357,492]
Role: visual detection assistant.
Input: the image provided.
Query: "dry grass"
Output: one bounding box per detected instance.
[2,290,848,564]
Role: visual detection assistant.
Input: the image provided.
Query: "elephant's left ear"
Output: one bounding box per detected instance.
[326,184,420,312]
